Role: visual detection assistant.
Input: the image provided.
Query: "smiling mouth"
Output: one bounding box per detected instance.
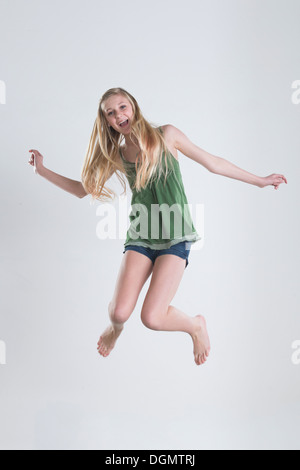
[119,119,129,128]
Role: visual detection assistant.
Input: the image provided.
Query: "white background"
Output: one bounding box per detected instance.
[0,0,299,450]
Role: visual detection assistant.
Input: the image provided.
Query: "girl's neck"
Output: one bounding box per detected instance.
[124,133,140,149]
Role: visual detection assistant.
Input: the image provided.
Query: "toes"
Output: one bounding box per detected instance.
[195,354,201,366]
[195,352,208,365]
[97,340,110,357]
[97,342,105,356]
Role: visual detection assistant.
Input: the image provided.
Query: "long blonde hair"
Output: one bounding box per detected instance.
[81,87,175,202]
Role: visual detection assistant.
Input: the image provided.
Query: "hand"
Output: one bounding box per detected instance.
[28,149,44,175]
[261,173,288,190]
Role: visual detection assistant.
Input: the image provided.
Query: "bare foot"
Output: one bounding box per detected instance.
[191,315,211,366]
[97,324,124,357]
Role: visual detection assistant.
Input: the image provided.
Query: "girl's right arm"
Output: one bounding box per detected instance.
[28,149,88,199]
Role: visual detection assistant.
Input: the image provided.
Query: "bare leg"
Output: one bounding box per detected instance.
[97,250,153,358]
[143,304,210,365]
[141,254,211,366]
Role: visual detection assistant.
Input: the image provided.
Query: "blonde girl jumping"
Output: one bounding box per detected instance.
[28,87,287,366]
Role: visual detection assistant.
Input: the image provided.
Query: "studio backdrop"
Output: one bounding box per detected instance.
[0,0,299,450]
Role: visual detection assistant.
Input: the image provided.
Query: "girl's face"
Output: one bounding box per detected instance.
[103,95,134,134]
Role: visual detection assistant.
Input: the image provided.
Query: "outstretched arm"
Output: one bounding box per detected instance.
[28,149,88,198]
[168,125,288,190]
[209,157,287,190]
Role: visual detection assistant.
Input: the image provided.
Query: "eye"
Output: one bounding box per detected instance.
[107,105,126,117]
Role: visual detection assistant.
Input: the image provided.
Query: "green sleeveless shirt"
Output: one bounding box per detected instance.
[120,127,201,250]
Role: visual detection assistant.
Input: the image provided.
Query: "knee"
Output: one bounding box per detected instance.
[140,309,161,331]
[109,301,132,325]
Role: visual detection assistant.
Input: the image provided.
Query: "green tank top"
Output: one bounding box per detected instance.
[120,127,201,250]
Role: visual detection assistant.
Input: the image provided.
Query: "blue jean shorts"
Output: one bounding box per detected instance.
[123,241,192,268]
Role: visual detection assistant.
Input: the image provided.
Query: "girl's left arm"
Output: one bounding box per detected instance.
[169,125,288,190]
[210,157,288,190]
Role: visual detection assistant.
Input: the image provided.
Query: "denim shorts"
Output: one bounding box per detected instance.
[123,241,192,268]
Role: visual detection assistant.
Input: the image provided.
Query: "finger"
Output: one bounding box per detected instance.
[279,175,287,184]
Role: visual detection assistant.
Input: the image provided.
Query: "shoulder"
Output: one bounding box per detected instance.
[159,124,179,146]
[159,124,174,138]
[159,124,181,147]
[158,124,180,161]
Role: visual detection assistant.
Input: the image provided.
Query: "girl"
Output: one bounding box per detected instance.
[28,87,287,366]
